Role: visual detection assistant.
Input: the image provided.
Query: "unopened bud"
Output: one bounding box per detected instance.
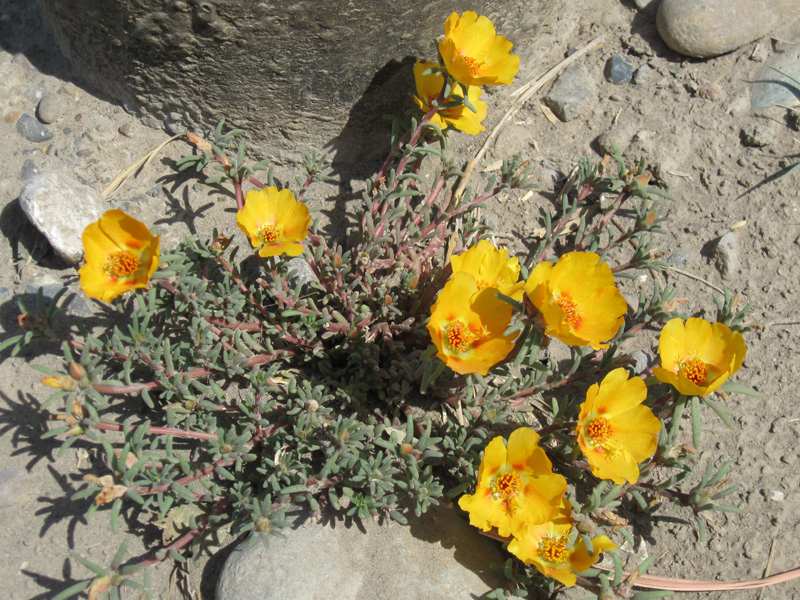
[383,295,393,306]
[576,520,595,535]
[211,234,231,254]
[306,399,319,413]
[406,274,419,289]
[186,131,213,153]
[69,361,87,381]
[400,443,414,456]
[333,254,342,268]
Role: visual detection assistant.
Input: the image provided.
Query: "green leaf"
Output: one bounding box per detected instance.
[718,380,760,398]
[51,579,93,600]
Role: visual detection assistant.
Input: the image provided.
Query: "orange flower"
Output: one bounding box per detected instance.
[237,186,310,258]
[525,252,627,350]
[458,427,567,538]
[576,368,661,485]
[413,60,487,134]
[450,239,524,301]
[653,317,746,397]
[508,499,617,587]
[427,271,517,375]
[438,11,520,87]
[79,210,160,302]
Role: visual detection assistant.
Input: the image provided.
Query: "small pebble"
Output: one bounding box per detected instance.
[543,64,596,122]
[145,185,161,197]
[697,82,725,102]
[118,122,133,137]
[16,113,54,143]
[4,111,20,123]
[37,92,67,124]
[0,287,10,302]
[666,249,692,269]
[18,159,39,181]
[632,64,653,85]
[605,55,634,85]
[714,231,739,279]
[23,83,45,103]
[624,33,653,57]
[770,490,785,502]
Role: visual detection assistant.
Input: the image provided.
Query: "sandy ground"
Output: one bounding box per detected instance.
[2,0,800,598]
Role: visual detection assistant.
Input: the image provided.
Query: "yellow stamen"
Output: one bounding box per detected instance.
[462,55,481,76]
[446,320,472,353]
[679,357,708,386]
[556,292,582,329]
[104,250,140,278]
[257,224,281,244]
[476,279,488,290]
[587,417,612,446]
[539,536,570,565]
[491,471,522,502]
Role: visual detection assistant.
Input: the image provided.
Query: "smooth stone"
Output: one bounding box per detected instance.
[25,283,64,302]
[714,231,739,279]
[16,113,54,142]
[37,92,67,124]
[543,64,596,122]
[0,287,11,302]
[635,0,659,9]
[657,0,798,58]
[286,257,318,291]
[750,44,800,115]
[216,504,506,600]
[666,248,692,269]
[0,467,36,509]
[629,349,652,375]
[23,83,45,103]
[19,171,106,265]
[605,55,634,85]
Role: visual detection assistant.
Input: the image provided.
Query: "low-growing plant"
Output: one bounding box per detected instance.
[4,10,764,600]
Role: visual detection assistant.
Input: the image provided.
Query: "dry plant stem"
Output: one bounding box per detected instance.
[136,456,234,496]
[453,35,605,204]
[91,420,219,441]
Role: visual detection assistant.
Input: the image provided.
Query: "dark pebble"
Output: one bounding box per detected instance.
[146,185,161,197]
[25,283,65,301]
[605,55,634,85]
[16,113,54,142]
[0,287,11,302]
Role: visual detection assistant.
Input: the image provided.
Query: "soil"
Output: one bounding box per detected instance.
[1,0,800,599]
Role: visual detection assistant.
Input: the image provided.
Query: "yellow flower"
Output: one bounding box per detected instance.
[458,427,567,538]
[653,317,746,397]
[450,239,524,301]
[237,186,310,258]
[525,252,627,350]
[508,499,617,587]
[413,61,487,135]
[438,12,520,87]
[576,368,661,485]
[79,210,160,302]
[427,271,517,375]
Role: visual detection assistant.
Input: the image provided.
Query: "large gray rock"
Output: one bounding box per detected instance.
[216,504,506,600]
[750,43,800,115]
[543,64,596,122]
[657,0,799,58]
[39,0,562,162]
[19,171,106,265]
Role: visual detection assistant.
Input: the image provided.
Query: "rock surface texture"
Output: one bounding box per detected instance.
[656,0,799,58]
[40,0,561,162]
[19,171,106,265]
[216,505,506,600]
[750,43,800,115]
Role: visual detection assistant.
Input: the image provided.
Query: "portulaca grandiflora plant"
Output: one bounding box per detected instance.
[4,11,758,600]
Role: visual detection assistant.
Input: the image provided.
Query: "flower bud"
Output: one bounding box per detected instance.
[41,375,76,391]
[186,131,213,153]
[68,361,87,381]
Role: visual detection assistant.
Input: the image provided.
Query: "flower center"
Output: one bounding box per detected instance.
[445,320,473,353]
[679,357,708,386]
[539,536,570,565]
[491,471,522,502]
[587,417,612,447]
[257,224,281,244]
[461,55,481,76]
[556,292,582,329]
[104,250,140,278]
[476,278,488,290]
